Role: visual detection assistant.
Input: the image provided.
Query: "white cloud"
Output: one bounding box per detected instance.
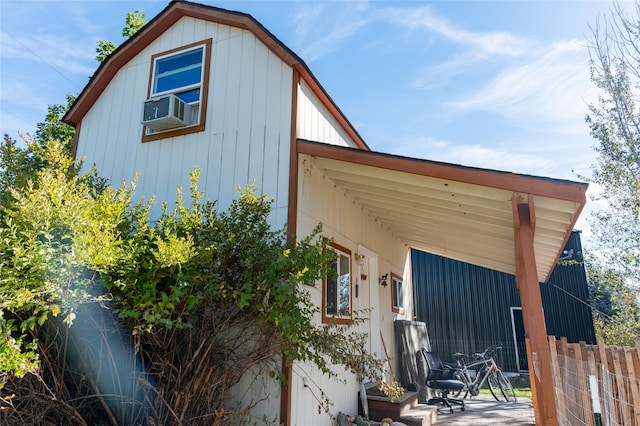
[292,4,324,42]
[299,19,369,61]
[288,2,599,184]
[408,51,488,90]
[376,5,599,137]
[389,136,555,176]
[379,4,565,106]
[382,5,537,58]
[453,40,597,133]
[292,2,371,61]
[1,31,96,78]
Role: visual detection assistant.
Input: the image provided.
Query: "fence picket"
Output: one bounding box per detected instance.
[575,342,594,426]
[548,337,640,426]
[596,339,607,370]
[623,347,640,425]
[612,347,630,425]
[548,336,569,424]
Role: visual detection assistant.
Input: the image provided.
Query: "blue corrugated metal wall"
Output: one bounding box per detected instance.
[411,231,595,372]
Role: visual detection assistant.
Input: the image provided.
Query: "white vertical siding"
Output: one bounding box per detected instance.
[217,26,243,209]
[248,33,269,192]
[72,12,412,424]
[75,17,293,229]
[111,61,147,188]
[296,80,359,148]
[74,17,296,422]
[293,155,412,425]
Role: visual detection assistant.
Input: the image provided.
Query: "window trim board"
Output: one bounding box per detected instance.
[391,272,404,314]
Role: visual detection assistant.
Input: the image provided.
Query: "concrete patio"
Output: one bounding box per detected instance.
[431,395,535,425]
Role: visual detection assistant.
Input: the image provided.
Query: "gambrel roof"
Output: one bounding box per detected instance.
[63,0,368,150]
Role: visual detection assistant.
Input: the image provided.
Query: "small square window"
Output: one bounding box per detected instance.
[322,242,352,324]
[391,272,404,314]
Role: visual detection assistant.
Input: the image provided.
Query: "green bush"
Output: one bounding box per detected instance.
[0,140,395,424]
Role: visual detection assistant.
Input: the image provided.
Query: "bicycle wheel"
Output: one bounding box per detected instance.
[496,370,517,402]
[452,370,468,398]
[486,371,502,401]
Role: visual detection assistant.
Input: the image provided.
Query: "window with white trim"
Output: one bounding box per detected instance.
[322,242,352,324]
[391,272,404,314]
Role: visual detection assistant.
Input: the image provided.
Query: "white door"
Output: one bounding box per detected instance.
[357,245,381,357]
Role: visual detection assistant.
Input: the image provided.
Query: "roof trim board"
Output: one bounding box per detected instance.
[297,139,587,203]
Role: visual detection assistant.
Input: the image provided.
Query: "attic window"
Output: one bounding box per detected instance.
[142,39,212,142]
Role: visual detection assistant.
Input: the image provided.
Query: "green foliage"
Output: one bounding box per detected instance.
[122,10,146,37]
[90,169,323,337]
[0,139,140,327]
[96,10,146,62]
[1,142,394,423]
[34,94,76,148]
[0,135,39,208]
[586,255,640,346]
[585,2,640,343]
[95,40,117,63]
[586,3,640,279]
[592,313,640,347]
[1,95,78,211]
[98,168,386,384]
[0,310,38,382]
[0,139,140,398]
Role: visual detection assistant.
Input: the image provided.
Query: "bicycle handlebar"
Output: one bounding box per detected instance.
[454,345,503,361]
[478,345,502,359]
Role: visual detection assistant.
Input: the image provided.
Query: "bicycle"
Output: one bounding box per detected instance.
[450,345,516,402]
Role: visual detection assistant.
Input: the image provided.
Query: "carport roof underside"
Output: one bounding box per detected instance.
[297,140,588,283]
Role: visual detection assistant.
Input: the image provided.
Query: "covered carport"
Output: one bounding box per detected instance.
[296,139,588,426]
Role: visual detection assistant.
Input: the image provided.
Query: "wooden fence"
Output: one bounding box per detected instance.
[548,336,640,426]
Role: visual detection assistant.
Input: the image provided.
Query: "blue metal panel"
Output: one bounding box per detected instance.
[411,231,595,372]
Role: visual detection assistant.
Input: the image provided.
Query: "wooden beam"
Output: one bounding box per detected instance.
[513,197,558,426]
[528,194,536,236]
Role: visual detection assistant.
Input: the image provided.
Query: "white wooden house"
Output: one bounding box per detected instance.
[63,1,587,425]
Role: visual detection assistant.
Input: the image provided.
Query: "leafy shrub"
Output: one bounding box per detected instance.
[0,140,396,424]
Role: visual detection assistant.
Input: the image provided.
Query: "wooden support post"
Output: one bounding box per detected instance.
[513,196,558,426]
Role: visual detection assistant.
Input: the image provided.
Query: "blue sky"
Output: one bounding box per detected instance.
[0,0,622,237]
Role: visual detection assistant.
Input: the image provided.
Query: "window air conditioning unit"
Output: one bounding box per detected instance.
[142,94,190,131]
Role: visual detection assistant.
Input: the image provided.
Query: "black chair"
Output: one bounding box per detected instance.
[421,347,465,413]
